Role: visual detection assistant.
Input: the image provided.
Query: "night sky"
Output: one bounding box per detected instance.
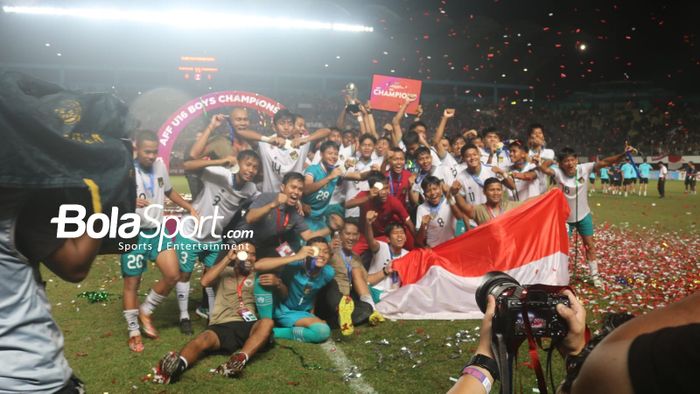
[0,0,698,96]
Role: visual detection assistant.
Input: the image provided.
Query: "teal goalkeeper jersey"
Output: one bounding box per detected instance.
[302,163,338,218]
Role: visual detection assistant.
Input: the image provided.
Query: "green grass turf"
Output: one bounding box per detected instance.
[45,178,697,393]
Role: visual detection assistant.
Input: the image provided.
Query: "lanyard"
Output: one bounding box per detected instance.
[235,274,249,309]
[486,204,502,219]
[225,118,236,144]
[231,172,238,189]
[469,167,485,187]
[276,207,290,233]
[416,169,429,186]
[389,170,403,196]
[340,250,353,284]
[135,161,155,198]
[428,196,445,217]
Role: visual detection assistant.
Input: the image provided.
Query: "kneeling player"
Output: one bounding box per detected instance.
[153,242,273,383]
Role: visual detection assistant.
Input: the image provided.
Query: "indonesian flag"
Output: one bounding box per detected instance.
[376,189,571,320]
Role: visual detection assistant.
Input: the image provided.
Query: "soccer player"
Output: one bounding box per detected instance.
[345,134,382,218]
[455,144,508,228]
[658,161,668,198]
[234,172,341,320]
[527,123,555,195]
[386,147,413,208]
[431,108,462,180]
[310,127,344,165]
[365,219,408,301]
[346,171,418,254]
[174,149,261,333]
[600,166,610,194]
[318,220,385,335]
[237,109,330,193]
[455,177,522,226]
[153,242,274,383]
[415,176,465,247]
[409,146,454,206]
[481,128,511,169]
[506,139,538,201]
[538,146,636,288]
[637,159,652,196]
[589,170,596,193]
[255,240,334,343]
[121,131,198,352]
[620,159,637,197]
[302,141,364,232]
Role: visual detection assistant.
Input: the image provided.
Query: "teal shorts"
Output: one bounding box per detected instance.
[274,310,315,327]
[370,286,383,304]
[120,228,168,277]
[568,213,594,237]
[304,216,328,233]
[174,233,223,273]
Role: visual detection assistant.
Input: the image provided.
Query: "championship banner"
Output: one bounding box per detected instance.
[376,190,571,320]
[157,91,285,168]
[369,74,422,115]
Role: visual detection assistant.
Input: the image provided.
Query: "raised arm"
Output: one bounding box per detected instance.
[432,108,455,159]
[390,96,415,147]
[365,210,381,253]
[201,248,236,287]
[293,128,331,148]
[363,101,378,138]
[254,246,314,272]
[190,114,225,159]
[183,156,236,172]
[594,145,635,172]
[246,193,286,224]
[304,167,343,195]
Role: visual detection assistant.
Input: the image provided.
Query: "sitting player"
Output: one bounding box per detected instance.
[153,242,274,384]
[254,239,334,344]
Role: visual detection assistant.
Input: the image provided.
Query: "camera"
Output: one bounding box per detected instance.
[476,271,570,343]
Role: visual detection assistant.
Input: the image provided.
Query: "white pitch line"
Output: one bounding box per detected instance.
[320,341,377,394]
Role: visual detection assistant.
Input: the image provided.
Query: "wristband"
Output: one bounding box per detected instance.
[261,136,272,142]
[466,354,499,380]
[382,267,389,276]
[460,367,492,393]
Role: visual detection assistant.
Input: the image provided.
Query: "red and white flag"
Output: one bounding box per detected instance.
[376,190,571,320]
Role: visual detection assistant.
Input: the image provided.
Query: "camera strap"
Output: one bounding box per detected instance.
[519,290,549,394]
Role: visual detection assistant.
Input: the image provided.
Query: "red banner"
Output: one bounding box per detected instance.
[369,74,422,115]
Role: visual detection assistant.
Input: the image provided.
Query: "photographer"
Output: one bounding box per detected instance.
[451,285,699,394]
[448,289,586,394]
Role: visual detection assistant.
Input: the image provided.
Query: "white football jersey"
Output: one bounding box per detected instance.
[259,141,310,193]
[416,197,457,247]
[368,241,408,293]
[181,166,259,242]
[135,157,172,229]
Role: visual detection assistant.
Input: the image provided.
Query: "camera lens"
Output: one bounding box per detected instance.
[475,271,521,313]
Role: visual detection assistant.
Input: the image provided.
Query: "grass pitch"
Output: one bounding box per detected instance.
[46,180,697,393]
